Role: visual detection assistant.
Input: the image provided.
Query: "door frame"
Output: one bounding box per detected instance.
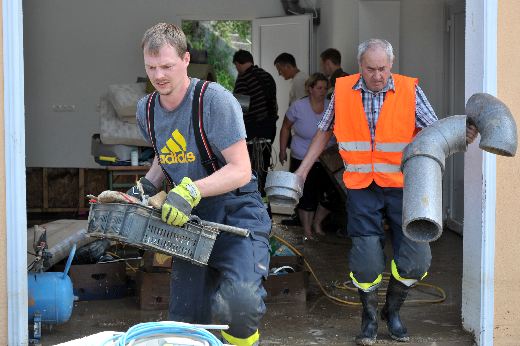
[4,0,29,344]
[252,14,313,175]
[463,0,497,345]
[443,1,466,234]
[3,1,498,344]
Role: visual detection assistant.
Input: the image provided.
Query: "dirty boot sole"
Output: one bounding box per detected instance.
[381,306,409,342]
[355,335,377,345]
[389,333,410,342]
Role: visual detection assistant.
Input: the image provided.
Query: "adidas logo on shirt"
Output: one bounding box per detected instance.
[159,129,196,164]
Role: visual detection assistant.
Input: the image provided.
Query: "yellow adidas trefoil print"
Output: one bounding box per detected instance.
[159,129,196,164]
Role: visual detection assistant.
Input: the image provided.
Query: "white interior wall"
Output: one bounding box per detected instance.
[24,0,448,168]
[359,1,401,73]
[400,0,447,117]
[23,0,286,168]
[317,0,446,116]
[316,0,359,74]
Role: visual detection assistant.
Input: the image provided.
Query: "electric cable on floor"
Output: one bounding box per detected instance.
[272,234,446,306]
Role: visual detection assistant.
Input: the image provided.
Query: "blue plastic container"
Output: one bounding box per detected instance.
[28,244,76,325]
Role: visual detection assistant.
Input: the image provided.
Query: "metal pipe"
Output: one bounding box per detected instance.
[402,115,467,242]
[401,93,517,242]
[466,93,517,157]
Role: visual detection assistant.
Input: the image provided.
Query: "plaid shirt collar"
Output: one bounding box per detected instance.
[353,75,395,94]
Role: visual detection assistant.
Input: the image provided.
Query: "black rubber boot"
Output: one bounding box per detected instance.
[381,276,410,342]
[355,289,378,346]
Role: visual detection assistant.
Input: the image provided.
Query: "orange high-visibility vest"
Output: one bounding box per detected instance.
[333,73,417,189]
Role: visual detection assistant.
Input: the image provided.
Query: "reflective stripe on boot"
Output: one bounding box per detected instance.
[381,276,410,342]
[355,289,378,346]
[221,329,259,346]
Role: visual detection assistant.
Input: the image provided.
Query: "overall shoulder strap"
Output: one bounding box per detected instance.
[146,92,174,184]
[192,80,220,175]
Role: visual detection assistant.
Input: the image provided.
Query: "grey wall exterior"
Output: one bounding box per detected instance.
[316,0,447,117]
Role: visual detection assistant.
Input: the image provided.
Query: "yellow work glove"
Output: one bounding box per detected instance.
[161,177,201,226]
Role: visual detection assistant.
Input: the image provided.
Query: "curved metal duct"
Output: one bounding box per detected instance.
[466,93,517,157]
[401,115,467,242]
[401,93,517,242]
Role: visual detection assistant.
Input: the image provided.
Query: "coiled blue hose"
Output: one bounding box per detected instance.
[101,321,226,345]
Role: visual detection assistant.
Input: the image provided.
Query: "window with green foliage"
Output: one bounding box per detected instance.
[182,20,252,91]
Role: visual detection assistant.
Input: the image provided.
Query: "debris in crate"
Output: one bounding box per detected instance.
[87,202,219,265]
[94,190,140,204]
[86,189,251,265]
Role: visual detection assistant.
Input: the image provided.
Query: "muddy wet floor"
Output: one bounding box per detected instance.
[41,215,474,345]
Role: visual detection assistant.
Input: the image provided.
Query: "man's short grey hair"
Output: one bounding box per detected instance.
[142,23,187,57]
[357,39,394,64]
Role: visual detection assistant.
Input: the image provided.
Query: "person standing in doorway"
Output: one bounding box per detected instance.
[278,73,335,240]
[274,52,309,106]
[320,48,348,97]
[128,23,271,346]
[233,50,278,196]
[295,38,478,345]
[273,52,309,226]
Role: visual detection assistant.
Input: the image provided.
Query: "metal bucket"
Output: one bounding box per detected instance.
[265,171,303,208]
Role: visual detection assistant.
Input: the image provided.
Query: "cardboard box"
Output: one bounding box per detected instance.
[141,251,173,272]
[264,256,309,303]
[66,262,127,301]
[136,270,170,310]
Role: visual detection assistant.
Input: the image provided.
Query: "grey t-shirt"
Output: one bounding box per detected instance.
[136,78,246,184]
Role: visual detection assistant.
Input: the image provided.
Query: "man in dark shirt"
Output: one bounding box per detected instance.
[233,50,278,196]
[320,48,349,98]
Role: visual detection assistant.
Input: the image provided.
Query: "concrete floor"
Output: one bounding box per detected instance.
[40,215,475,345]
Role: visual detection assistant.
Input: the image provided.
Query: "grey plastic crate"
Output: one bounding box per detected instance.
[87,203,219,266]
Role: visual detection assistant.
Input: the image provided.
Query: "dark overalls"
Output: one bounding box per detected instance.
[168,175,271,339]
[348,182,431,290]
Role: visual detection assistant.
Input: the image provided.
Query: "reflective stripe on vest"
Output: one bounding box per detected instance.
[375,142,409,152]
[345,164,372,173]
[374,163,401,173]
[345,163,401,173]
[333,73,417,189]
[339,141,371,151]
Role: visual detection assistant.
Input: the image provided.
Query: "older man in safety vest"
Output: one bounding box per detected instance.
[294,38,478,345]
